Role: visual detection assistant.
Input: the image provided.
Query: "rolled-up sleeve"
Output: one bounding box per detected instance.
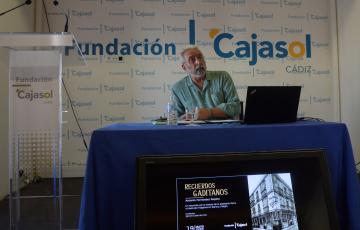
[215,72,241,118]
[171,87,186,117]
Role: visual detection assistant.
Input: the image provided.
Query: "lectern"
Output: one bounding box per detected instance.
[0,32,85,230]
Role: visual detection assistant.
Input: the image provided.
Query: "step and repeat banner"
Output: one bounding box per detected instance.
[44,0,336,176]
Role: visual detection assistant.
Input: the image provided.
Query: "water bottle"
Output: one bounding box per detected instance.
[167,95,178,125]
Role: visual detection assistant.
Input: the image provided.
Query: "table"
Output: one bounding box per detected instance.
[79,121,360,230]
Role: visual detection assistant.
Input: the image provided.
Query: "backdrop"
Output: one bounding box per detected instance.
[42,0,337,176]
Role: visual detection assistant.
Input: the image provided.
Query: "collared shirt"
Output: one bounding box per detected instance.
[171,70,241,118]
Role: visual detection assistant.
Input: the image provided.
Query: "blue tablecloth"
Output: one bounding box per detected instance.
[79,121,360,230]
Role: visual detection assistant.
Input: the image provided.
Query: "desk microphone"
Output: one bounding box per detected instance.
[0,0,32,16]
[52,0,69,32]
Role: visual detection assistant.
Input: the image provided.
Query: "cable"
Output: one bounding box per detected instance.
[53,0,69,32]
[297,117,325,122]
[0,0,32,16]
[61,78,89,151]
[41,0,51,32]
[42,1,89,152]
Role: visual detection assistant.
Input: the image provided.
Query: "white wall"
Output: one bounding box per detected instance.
[337,0,360,166]
[0,0,34,200]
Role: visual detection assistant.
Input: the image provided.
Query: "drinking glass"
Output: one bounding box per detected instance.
[185,107,198,125]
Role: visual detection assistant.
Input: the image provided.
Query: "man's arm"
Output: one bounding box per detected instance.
[214,71,241,118]
[171,87,186,118]
[172,86,228,120]
[197,107,228,120]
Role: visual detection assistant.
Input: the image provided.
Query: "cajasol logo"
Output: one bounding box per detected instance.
[187,19,312,65]
[65,19,311,66]
[210,29,311,65]
[16,89,53,101]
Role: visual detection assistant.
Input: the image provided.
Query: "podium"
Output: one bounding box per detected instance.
[0,32,85,230]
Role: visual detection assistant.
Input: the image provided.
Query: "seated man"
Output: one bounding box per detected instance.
[172,47,241,120]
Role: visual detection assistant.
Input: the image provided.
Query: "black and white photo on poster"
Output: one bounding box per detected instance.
[247,173,299,230]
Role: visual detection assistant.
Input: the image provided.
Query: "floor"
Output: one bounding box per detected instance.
[0,177,83,230]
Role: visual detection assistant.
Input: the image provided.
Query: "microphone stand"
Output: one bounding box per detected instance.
[0,0,32,16]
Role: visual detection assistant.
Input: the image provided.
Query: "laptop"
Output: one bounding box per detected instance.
[242,86,301,124]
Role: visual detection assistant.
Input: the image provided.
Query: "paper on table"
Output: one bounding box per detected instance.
[151,119,206,125]
[151,120,167,125]
[178,120,206,125]
[205,119,240,123]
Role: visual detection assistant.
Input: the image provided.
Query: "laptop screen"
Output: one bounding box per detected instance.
[136,150,339,230]
[243,86,301,124]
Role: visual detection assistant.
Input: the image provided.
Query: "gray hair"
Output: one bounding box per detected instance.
[180,46,203,63]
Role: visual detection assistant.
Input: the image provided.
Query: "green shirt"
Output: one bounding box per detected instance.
[171,71,241,118]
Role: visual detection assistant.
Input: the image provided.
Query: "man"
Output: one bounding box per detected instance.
[171,47,241,120]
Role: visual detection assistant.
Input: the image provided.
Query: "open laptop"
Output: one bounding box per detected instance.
[242,86,301,124]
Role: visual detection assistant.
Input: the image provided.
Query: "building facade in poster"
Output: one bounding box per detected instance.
[249,174,298,229]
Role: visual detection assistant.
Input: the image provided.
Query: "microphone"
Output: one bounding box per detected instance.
[53,0,69,32]
[0,0,32,16]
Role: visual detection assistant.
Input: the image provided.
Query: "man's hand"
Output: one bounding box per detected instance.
[197,108,211,120]
[197,107,229,120]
